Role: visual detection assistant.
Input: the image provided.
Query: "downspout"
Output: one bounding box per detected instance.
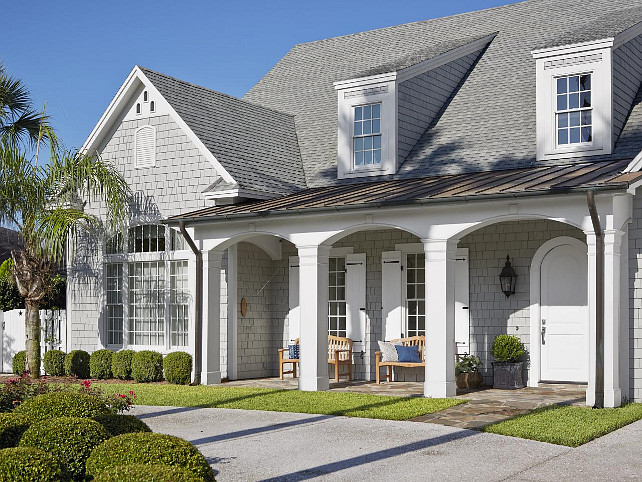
[586,190,604,409]
[179,221,203,386]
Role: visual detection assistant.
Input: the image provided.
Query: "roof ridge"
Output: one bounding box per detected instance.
[137,66,295,118]
[291,0,534,48]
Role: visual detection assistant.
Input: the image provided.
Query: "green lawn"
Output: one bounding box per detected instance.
[484,403,642,447]
[98,383,463,421]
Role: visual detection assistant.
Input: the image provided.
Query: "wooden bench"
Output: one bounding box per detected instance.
[279,335,353,382]
[375,335,425,384]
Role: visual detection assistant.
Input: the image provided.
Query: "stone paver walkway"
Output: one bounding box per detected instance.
[225,377,587,429]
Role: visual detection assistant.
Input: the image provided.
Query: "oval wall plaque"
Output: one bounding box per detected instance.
[240,298,247,317]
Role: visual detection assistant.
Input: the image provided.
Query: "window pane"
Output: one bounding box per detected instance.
[354,122,362,136]
[557,77,567,94]
[558,113,568,128]
[364,136,372,150]
[373,149,381,164]
[355,106,362,121]
[372,119,380,134]
[569,76,580,92]
[372,103,381,118]
[569,111,580,127]
[558,129,568,145]
[581,110,591,126]
[363,120,371,135]
[568,93,579,109]
[570,127,580,143]
[364,150,372,164]
[355,151,363,166]
[580,74,591,91]
[363,105,371,119]
[355,137,364,151]
[373,135,381,149]
[557,95,567,111]
[581,126,592,142]
[580,92,591,108]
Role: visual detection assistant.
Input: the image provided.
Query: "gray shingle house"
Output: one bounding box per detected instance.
[72,0,642,407]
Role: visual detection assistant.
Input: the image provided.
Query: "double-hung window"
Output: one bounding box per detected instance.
[556,74,592,146]
[353,103,382,168]
[328,257,347,337]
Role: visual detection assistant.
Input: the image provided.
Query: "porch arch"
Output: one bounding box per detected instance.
[319,222,425,247]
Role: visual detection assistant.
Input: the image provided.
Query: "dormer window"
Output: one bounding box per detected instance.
[556,74,592,146]
[354,103,382,167]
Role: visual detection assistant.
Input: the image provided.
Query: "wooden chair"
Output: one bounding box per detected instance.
[375,335,425,384]
[278,335,353,382]
[279,338,300,379]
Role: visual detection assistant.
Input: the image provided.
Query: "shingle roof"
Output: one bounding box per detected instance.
[169,160,641,223]
[244,0,642,187]
[140,68,306,196]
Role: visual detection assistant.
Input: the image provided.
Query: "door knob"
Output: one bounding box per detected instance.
[541,325,546,345]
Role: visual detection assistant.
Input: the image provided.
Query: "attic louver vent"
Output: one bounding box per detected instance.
[135,125,156,168]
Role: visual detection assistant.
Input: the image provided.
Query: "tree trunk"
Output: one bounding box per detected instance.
[25,299,41,378]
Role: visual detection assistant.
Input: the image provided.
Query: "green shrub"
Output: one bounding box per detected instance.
[65,350,90,378]
[163,351,192,385]
[0,260,23,312]
[92,463,205,482]
[491,334,526,363]
[86,432,215,481]
[20,416,109,480]
[112,350,135,380]
[0,413,30,448]
[12,351,26,375]
[132,350,163,383]
[92,414,151,436]
[43,349,66,376]
[90,349,114,379]
[13,391,110,422]
[0,447,68,481]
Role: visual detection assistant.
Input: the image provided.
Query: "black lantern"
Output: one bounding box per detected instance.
[499,255,517,297]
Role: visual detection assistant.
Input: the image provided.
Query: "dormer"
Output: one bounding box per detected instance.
[334,34,496,180]
[533,23,642,161]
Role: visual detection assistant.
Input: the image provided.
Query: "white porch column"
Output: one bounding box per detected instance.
[297,245,330,391]
[201,250,223,385]
[585,232,597,406]
[226,244,238,381]
[423,239,457,398]
[603,229,623,407]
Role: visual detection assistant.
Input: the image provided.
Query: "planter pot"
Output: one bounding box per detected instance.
[492,361,524,389]
[456,371,483,389]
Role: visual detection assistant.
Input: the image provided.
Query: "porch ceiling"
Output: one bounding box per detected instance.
[168,160,642,223]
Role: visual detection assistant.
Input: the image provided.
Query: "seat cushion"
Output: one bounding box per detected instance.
[288,344,300,360]
[378,341,399,362]
[395,344,421,363]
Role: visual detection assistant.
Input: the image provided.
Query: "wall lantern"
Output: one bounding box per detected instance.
[499,255,517,297]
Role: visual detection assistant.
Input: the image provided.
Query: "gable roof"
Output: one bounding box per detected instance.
[244,0,642,188]
[140,68,306,196]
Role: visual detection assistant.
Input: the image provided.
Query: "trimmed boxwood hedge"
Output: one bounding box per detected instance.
[92,414,152,436]
[43,349,66,376]
[65,350,90,378]
[91,463,206,482]
[132,350,163,383]
[12,350,26,375]
[0,447,68,482]
[20,416,109,480]
[0,413,30,448]
[86,432,215,482]
[112,349,135,380]
[163,351,192,385]
[90,349,114,379]
[13,392,110,422]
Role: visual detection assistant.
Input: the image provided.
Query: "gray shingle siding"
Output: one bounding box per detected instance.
[613,36,642,146]
[397,49,483,164]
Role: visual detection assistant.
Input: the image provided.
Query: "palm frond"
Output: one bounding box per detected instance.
[33,208,99,264]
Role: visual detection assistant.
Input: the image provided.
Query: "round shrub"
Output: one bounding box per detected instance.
[163,351,193,385]
[86,432,215,482]
[112,349,135,380]
[0,447,68,481]
[20,416,109,480]
[43,349,66,376]
[90,349,114,379]
[65,350,90,378]
[491,334,526,363]
[132,350,163,383]
[93,414,152,436]
[13,391,110,422]
[0,413,30,448]
[12,351,26,375]
[92,463,204,482]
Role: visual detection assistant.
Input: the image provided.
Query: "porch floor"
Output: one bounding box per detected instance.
[224,378,587,429]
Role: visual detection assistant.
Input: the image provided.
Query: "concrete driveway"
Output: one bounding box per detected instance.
[131,406,642,481]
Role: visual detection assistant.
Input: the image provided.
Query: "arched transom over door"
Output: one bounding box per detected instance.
[540,243,588,383]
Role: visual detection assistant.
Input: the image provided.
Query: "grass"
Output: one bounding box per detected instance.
[483,403,642,447]
[97,383,464,421]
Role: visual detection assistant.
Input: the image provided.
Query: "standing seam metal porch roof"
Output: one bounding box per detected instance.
[168,160,642,223]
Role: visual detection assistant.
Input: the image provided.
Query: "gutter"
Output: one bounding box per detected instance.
[179,221,203,386]
[586,190,604,409]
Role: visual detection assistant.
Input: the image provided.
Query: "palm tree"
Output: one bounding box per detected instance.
[0,142,131,376]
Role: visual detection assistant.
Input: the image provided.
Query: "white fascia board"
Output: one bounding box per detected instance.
[613,21,642,50]
[202,188,277,201]
[333,72,397,90]
[623,150,642,173]
[531,38,614,58]
[81,66,235,185]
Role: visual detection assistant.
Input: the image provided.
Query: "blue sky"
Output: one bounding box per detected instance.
[3,1,515,152]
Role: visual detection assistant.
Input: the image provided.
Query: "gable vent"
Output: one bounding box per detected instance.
[135,125,156,168]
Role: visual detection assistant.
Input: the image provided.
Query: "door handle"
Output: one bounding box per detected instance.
[541,319,546,345]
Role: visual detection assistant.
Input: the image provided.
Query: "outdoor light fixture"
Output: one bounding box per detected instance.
[499,255,517,297]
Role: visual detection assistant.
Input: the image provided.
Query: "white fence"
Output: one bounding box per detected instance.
[0,309,67,373]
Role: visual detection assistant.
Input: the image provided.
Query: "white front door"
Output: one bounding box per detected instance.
[540,243,588,382]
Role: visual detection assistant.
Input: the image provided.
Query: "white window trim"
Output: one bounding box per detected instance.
[534,42,612,160]
[134,125,156,169]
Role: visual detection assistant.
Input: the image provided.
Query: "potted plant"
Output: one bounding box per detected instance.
[455,354,483,389]
[491,334,526,389]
